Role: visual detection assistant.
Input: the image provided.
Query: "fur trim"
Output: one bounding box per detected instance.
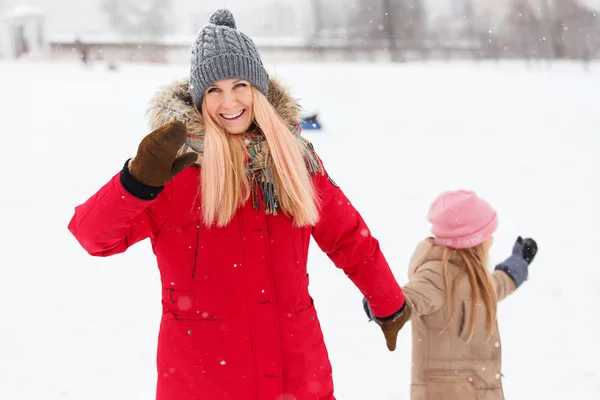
[146,76,302,134]
[145,75,323,218]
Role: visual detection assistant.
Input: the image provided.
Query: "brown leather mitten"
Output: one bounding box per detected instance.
[379,303,412,352]
[129,121,198,187]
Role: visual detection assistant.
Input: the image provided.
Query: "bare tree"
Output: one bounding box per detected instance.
[459,0,484,60]
[507,0,541,63]
[539,0,556,59]
[381,0,402,61]
[310,0,324,41]
[309,0,351,55]
[101,0,173,41]
[347,0,385,42]
[138,0,173,42]
[101,0,173,61]
[348,0,426,61]
[317,1,353,39]
[549,0,599,67]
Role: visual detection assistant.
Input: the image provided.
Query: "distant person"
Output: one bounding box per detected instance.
[364,190,538,399]
[68,8,409,400]
[74,37,89,65]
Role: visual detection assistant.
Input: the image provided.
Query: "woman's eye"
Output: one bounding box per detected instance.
[207,87,218,93]
[234,83,248,89]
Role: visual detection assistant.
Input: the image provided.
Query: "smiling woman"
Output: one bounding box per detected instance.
[68,7,409,400]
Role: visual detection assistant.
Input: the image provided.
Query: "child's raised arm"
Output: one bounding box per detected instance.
[493,236,538,300]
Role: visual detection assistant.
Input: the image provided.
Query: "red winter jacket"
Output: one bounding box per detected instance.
[68,78,405,400]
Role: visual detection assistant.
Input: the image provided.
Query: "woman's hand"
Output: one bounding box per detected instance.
[129,121,198,187]
[363,298,411,351]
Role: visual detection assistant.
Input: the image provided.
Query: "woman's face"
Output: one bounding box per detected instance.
[204,79,254,135]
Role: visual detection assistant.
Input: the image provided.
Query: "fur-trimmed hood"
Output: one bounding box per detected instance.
[146,76,302,135]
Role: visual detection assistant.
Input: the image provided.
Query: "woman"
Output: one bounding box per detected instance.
[68,9,409,400]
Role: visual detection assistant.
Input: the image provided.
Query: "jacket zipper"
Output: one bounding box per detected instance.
[191,221,200,279]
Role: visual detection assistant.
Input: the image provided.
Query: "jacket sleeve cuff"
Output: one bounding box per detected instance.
[494,254,528,288]
[363,297,407,325]
[119,158,164,200]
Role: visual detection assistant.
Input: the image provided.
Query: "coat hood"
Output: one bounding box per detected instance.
[409,239,442,271]
[408,238,466,278]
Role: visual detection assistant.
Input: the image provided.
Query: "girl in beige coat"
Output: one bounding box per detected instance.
[364,190,537,399]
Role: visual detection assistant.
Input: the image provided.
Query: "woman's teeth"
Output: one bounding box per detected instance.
[221,110,244,120]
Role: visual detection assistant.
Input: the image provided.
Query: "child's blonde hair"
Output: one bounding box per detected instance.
[200,86,320,227]
[422,238,498,343]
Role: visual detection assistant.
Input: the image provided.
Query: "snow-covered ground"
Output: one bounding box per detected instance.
[1,59,598,399]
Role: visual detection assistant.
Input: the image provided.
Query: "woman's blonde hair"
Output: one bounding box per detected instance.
[200,86,320,227]
[422,238,498,342]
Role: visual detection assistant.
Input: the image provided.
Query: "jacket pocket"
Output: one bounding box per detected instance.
[424,369,477,400]
[289,296,322,352]
[157,313,227,394]
[294,296,314,314]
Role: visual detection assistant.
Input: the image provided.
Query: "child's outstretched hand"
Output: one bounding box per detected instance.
[362,298,411,351]
[517,236,538,264]
[495,236,538,288]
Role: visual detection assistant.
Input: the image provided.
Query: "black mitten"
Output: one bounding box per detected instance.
[517,236,538,264]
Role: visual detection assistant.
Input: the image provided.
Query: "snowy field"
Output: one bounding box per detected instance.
[0,59,599,399]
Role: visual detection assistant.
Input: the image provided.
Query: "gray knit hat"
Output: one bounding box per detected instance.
[189,8,268,109]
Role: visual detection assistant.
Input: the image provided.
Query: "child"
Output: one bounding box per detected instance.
[364,190,537,399]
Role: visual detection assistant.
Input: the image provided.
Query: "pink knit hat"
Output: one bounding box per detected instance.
[427,190,498,249]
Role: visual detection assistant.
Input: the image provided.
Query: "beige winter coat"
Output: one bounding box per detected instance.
[402,239,517,400]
